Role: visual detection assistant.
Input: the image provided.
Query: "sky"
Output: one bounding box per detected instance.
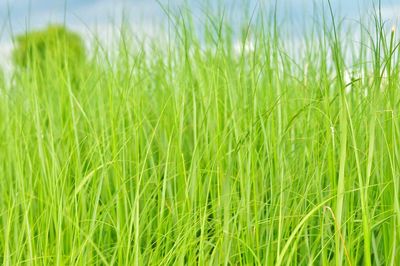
[1,0,400,71]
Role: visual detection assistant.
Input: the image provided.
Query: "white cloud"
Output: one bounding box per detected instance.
[0,40,14,75]
[380,4,400,23]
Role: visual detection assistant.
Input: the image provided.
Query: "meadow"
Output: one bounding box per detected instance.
[0,3,399,265]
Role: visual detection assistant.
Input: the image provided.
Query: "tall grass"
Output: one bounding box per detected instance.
[0,3,399,265]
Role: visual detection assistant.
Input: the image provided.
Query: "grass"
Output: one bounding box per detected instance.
[0,2,399,265]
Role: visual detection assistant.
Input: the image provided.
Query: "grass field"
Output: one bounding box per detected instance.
[0,3,399,265]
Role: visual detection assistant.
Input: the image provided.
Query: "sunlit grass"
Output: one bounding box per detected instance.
[0,3,399,265]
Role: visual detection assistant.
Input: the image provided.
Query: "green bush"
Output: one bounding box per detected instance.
[13,25,86,80]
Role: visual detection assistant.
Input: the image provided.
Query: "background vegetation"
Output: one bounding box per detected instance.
[12,25,86,86]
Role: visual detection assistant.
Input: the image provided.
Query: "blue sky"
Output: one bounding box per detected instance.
[1,0,400,70]
[1,0,399,38]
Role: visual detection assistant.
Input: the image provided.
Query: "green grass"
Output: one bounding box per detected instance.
[0,4,399,265]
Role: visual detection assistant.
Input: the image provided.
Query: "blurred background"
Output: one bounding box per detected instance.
[1,0,400,72]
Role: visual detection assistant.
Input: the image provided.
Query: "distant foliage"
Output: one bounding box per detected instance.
[13,25,86,78]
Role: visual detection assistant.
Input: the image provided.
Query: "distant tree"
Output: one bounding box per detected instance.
[12,25,86,81]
